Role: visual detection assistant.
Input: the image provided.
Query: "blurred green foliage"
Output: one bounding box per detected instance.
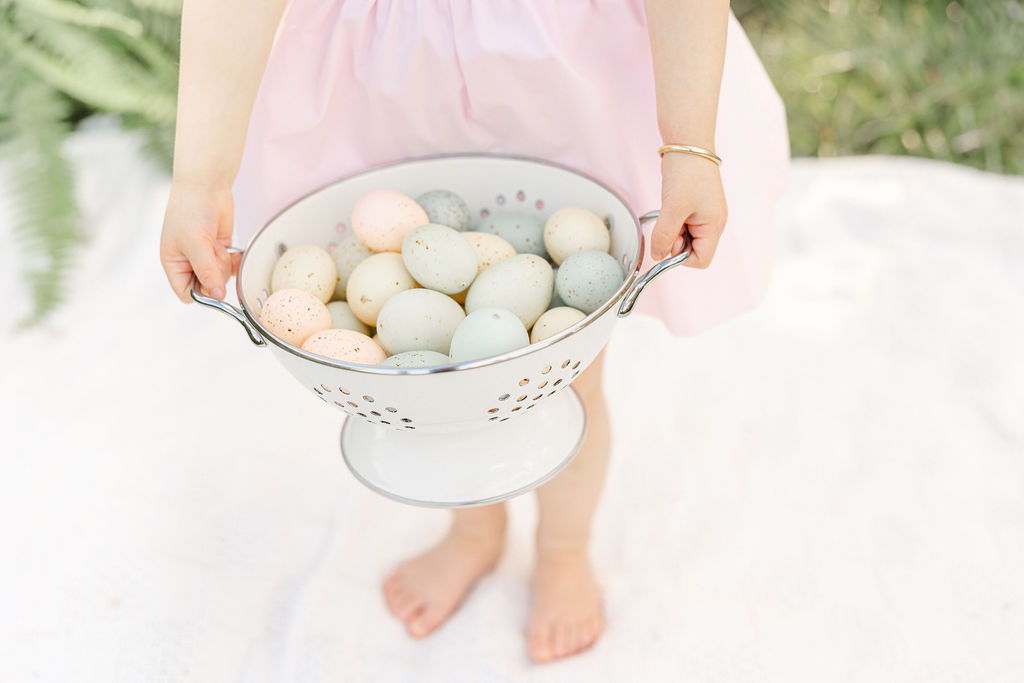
[735,0,1024,174]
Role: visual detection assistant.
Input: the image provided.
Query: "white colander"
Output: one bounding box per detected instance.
[193,154,689,507]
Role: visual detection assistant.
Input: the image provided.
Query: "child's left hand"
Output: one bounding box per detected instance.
[649,152,728,267]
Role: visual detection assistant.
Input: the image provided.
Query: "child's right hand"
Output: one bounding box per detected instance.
[159,180,240,303]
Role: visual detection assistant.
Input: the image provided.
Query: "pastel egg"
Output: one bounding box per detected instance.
[259,288,332,347]
[270,245,337,303]
[465,254,553,329]
[477,212,546,256]
[379,350,451,368]
[449,308,530,362]
[332,234,373,300]
[543,207,611,265]
[549,267,566,308]
[416,189,472,231]
[461,231,516,274]
[326,301,371,335]
[346,252,418,326]
[555,250,624,314]
[301,328,387,365]
[351,189,429,252]
[401,223,479,295]
[375,289,466,355]
[530,306,587,343]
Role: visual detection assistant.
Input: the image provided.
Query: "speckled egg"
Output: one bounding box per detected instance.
[555,250,624,315]
[543,207,611,265]
[351,189,429,252]
[375,289,466,355]
[379,350,451,368]
[465,254,553,329]
[332,234,373,300]
[346,252,418,326]
[416,189,472,232]
[259,288,332,346]
[270,245,337,303]
[477,212,546,256]
[326,301,371,335]
[301,328,387,365]
[401,224,479,295]
[461,231,516,274]
[449,308,530,362]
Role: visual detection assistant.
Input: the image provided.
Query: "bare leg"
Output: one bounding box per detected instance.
[382,502,506,638]
[528,352,609,662]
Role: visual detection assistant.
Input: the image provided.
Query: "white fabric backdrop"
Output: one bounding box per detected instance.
[1,124,1022,682]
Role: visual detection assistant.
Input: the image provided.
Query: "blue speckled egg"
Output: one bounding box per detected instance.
[416,189,473,232]
[477,212,546,257]
[555,250,624,314]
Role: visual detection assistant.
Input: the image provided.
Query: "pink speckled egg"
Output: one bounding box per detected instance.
[301,328,387,365]
[351,190,429,252]
[259,288,332,347]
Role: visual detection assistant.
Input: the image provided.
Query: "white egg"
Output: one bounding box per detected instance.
[332,234,373,300]
[401,223,479,294]
[555,250,624,314]
[346,252,418,326]
[416,189,473,231]
[543,207,611,265]
[465,254,553,329]
[461,231,516,273]
[326,301,371,335]
[530,306,587,343]
[375,289,466,355]
[477,212,546,256]
[379,350,451,368]
[271,245,337,303]
[449,308,529,362]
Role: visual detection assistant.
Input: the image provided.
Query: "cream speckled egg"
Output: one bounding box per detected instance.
[461,231,516,274]
[346,252,418,326]
[270,245,337,303]
[379,350,451,368]
[326,301,371,335]
[530,306,587,344]
[416,189,472,231]
[401,224,479,295]
[301,328,387,365]
[376,289,466,355]
[555,250,624,314]
[351,189,429,252]
[477,212,546,256]
[449,308,529,362]
[543,207,611,265]
[259,289,332,347]
[465,254,553,329]
[332,234,373,300]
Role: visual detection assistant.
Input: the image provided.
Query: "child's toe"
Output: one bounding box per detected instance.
[407,603,446,638]
[527,624,554,662]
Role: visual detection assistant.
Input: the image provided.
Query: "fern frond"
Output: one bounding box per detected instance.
[16,0,144,37]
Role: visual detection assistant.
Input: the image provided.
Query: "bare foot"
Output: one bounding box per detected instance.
[382,529,504,638]
[527,549,604,662]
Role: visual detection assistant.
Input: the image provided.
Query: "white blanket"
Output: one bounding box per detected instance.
[2,126,1022,682]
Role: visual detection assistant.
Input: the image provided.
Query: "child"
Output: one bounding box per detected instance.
[160,0,788,663]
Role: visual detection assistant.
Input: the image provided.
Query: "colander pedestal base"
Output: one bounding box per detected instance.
[340,387,586,508]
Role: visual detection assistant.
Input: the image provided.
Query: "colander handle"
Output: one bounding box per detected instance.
[189,247,266,347]
[617,211,691,317]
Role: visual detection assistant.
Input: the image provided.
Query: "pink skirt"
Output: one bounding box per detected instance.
[233,0,790,336]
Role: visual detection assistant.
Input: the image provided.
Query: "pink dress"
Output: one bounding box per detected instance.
[234,0,790,336]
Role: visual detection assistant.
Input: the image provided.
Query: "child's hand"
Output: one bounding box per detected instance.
[159,181,239,303]
[649,152,728,267]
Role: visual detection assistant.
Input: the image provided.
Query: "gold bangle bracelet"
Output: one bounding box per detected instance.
[658,144,722,167]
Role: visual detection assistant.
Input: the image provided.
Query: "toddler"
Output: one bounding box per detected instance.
[160,0,788,663]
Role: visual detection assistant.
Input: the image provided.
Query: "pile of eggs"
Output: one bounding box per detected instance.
[258,188,625,367]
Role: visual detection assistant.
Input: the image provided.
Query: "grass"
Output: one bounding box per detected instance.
[735,0,1024,174]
